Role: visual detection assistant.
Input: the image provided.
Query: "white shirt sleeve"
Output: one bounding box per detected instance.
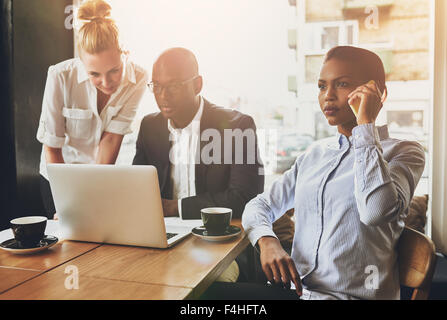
[242,154,302,247]
[36,66,66,148]
[105,71,149,136]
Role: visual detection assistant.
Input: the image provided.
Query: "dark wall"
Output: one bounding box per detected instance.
[13,0,74,217]
[0,0,73,230]
[0,0,17,230]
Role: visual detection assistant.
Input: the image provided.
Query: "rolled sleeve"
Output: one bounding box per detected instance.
[36,66,66,148]
[36,125,66,148]
[106,119,133,136]
[245,218,279,247]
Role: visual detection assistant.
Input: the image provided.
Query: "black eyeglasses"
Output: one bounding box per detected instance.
[148,76,199,95]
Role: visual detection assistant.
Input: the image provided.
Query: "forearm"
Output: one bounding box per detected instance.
[96,132,124,164]
[242,159,300,246]
[354,151,402,226]
[352,124,425,226]
[257,236,282,252]
[44,145,65,163]
[242,195,280,246]
[132,120,149,165]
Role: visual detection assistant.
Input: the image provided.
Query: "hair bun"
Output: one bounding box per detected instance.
[76,0,121,54]
[77,0,112,23]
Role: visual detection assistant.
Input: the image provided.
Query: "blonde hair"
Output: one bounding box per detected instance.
[76,0,121,54]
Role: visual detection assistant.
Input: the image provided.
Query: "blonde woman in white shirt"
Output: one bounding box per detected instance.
[36,0,148,219]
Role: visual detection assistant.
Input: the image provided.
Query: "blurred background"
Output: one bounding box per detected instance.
[0,0,434,228]
[104,0,430,197]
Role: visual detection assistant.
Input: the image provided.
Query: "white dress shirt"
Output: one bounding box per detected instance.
[36,57,148,179]
[167,97,204,218]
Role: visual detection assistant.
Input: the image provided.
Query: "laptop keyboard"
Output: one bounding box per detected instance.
[166,233,178,240]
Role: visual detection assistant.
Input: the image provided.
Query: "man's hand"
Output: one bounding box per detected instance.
[258,236,302,297]
[161,199,179,217]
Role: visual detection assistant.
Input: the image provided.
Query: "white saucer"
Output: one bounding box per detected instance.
[0,235,58,255]
[191,225,242,242]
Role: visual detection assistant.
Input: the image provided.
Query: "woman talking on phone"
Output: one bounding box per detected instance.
[36,0,148,219]
[203,46,425,300]
[241,46,426,300]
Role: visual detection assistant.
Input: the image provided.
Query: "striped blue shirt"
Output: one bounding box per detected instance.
[242,123,425,299]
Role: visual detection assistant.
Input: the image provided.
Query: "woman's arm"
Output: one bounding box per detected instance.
[44,145,64,220]
[242,156,300,245]
[242,155,304,296]
[349,81,425,226]
[36,66,67,150]
[352,125,425,226]
[96,131,124,164]
[44,145,65,163]
[99,66,148,165]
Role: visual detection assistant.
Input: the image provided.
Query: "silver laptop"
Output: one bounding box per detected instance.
[47,164,193,248]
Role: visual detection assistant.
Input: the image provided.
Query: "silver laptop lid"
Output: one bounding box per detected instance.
[47,164,171,248]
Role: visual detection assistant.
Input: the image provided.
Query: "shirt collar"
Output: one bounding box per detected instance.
[77,58,89,83]
[168,96,204,134]
[76,57,137,85]
[331,124,390,149]
[123,58,137,85]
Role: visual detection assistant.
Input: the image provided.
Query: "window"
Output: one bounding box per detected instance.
[102,0,300,179]
[76,0,432,202]
[387,110,424,131]
[430,0,447,252]
[291,0,431,199]
[304,21,359,55]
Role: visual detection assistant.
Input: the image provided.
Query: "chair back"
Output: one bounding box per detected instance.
[398,226,437,300]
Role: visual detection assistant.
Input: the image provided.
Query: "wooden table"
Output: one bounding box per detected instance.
[0,220,249,300]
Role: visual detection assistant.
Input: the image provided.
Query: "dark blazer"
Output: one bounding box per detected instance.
[133,98,264,219]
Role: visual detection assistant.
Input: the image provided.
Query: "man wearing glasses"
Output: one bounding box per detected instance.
[133,47,264,222]
[133,47,264,283]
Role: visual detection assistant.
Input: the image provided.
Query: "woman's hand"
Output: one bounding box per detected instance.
[44,146,65,164]
[348,80,384,125]
[258,236,302,296]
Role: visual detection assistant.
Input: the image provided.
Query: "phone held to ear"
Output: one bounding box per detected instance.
[349,80,376,117]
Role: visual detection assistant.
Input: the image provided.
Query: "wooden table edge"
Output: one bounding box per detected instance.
[185,234,250,300]
[1,225,251,300]
[0,241,103,296]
